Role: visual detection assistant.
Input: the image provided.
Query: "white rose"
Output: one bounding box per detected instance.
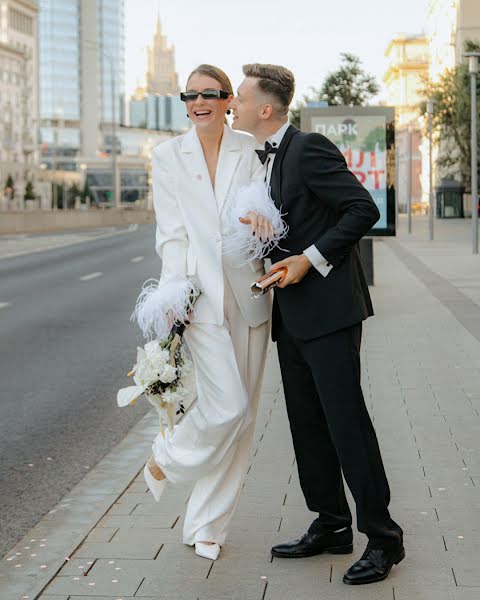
[159,363,177,384]
[145,341,169,364]
[134,359,157,386]
[161,388,177,404]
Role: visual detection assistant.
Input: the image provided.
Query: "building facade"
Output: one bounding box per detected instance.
[129,92,189,133]
[0,0,38,203]
[384,34,430,211]
[38,0,125,160]
[146,15,179,96]
[427,0,480,80]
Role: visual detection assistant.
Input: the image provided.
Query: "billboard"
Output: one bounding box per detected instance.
[301,106,396,236]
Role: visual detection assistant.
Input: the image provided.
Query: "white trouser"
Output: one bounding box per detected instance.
[152,277,269,546]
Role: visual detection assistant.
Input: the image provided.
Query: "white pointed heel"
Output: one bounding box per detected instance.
[195,542,221,561]
[143,463,166,502]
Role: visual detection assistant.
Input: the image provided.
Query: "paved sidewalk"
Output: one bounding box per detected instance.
[2,216,480,600]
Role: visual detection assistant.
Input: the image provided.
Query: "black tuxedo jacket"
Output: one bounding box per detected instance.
[268,125,380,341]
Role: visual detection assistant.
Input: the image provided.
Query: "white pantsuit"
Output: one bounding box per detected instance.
[150,125,271,546]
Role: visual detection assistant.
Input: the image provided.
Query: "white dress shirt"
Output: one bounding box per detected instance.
[263,123,332,277]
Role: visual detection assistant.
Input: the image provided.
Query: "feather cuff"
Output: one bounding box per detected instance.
[223,181,288,263]
[131,277,201,340]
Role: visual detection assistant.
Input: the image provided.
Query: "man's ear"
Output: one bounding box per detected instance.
[260,104,274,120]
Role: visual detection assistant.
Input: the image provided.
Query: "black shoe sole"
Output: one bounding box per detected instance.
[272,543,353,559]
[343,548,406,585]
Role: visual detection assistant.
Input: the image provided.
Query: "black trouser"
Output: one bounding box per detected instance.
[276,321,402,547]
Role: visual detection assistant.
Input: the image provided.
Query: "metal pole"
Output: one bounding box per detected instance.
[471,67,479,254]
[407,128,413,234]
[110,58,120,209]
[427,101,434,240]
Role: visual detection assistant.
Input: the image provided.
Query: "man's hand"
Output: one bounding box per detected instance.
[273,254,312,288]
[239,211,273,241]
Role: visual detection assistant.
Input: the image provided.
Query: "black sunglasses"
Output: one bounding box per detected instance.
[180,89,230,102]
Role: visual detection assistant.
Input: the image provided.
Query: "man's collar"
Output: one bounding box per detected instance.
[266,121,290,149]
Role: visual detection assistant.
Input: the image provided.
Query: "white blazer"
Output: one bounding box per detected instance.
[151,125,271,328]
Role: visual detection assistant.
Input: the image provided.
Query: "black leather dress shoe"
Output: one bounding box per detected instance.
[343,543,405,585]
[271,527,353,558]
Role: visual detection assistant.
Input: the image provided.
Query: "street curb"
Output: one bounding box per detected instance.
[0,408,159,600]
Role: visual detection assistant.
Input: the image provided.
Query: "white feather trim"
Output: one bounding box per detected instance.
[223,181,288,263]
[131,277,201,340]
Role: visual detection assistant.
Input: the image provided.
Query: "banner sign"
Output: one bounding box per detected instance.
[301,106,396,236]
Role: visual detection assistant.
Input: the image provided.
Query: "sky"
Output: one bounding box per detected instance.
[125,0,428,104]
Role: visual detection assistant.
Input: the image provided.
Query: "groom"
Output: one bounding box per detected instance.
[231,64,404,585]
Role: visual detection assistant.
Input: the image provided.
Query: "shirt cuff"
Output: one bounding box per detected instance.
[303,245,333,277]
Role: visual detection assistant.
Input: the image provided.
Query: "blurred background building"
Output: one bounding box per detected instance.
[128,14,188,132]
[384,34,429,213]
[146,14,179,96]
[0,0,38,208]
[384,0,480,214]
[38,0,125,159]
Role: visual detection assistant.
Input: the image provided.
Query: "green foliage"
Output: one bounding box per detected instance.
[361,126,387,152]
[289,104,301,129]
[5,174,14,197]
[24,180,35,200]
[320,53,380,107]
[421,40,480,192]
[289,53,380,129]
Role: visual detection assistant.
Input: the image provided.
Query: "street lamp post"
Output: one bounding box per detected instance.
[426,100,435,241]
[407,125,413,234]
[465,52,480,254]
[109,56,121,209]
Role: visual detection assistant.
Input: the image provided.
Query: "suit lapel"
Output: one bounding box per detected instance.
[215,125,241,215]
[270,125,299,208]
[180,127,219,223]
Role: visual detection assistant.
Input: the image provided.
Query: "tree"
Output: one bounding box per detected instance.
[24,180,35,200]
[5,174,14,198]
[288,53,379,128]
[320,53,379,106]
[421,40,480,192]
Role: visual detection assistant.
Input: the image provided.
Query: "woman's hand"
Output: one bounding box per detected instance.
[239,211,274,241]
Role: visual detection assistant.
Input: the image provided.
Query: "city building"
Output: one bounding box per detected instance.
[130,92,189,132]
[128,12,187,133]
[38,0,125,159]
[0,0,38,205]
[427,0,480,81]
[146,14,179,96]
[384,34,429,211]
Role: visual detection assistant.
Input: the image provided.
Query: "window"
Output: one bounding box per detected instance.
[8,8,34,36]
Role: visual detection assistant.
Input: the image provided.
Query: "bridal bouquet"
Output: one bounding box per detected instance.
[117,279,201,433]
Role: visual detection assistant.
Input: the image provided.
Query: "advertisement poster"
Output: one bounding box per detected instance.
[311,115,388,230]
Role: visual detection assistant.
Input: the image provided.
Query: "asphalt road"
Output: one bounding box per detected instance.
[0,225,161,557]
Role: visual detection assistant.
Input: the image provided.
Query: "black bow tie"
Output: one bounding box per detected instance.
[255,141,278,165]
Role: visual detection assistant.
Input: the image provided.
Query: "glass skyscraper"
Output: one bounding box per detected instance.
[38,0,125,158]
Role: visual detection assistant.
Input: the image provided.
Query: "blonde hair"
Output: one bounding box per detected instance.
[242,63,295,116]
[187,64,233,95]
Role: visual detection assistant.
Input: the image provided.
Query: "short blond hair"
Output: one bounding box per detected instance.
[242,63,295,115]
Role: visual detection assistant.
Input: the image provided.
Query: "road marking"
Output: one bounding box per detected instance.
[80,272,103,281]
[127,224,139,232]
[130,256,144,263]
[0,302,10,309]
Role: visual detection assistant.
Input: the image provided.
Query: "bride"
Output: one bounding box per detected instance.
[143,64,276,560]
